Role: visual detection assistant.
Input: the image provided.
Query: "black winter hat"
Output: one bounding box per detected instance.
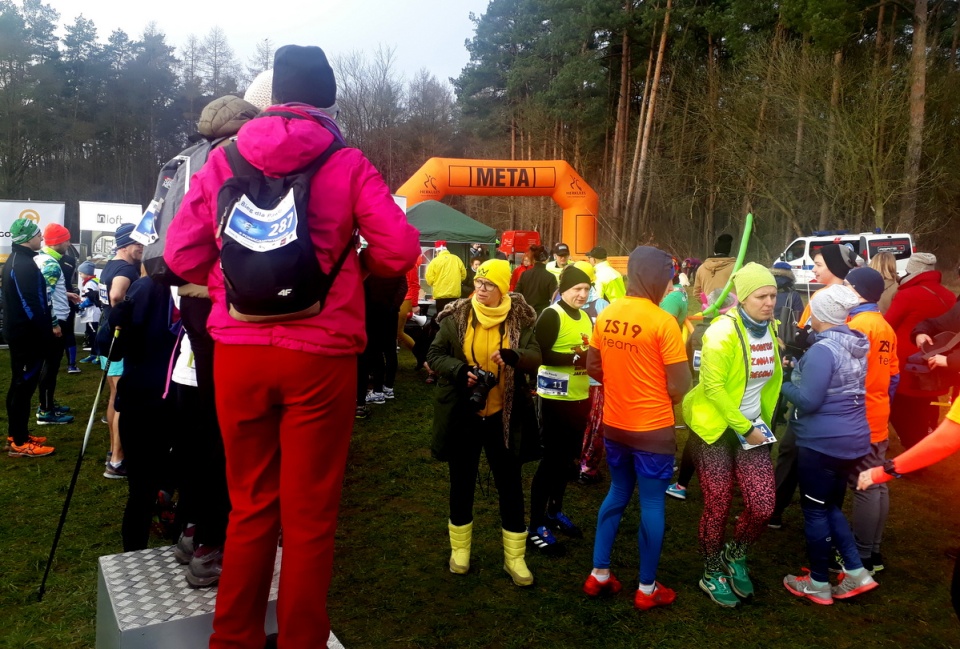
[714,234,733,256]
[272,45,337,109]
[819,244,857,280]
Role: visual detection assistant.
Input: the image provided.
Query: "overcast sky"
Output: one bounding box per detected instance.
[35,0,490,87]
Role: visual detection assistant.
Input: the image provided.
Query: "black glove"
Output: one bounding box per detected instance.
[498,348,520,367]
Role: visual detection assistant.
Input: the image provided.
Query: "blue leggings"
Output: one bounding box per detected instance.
[592,439,672,585]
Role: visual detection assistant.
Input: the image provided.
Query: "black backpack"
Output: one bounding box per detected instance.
[215,128,354,323]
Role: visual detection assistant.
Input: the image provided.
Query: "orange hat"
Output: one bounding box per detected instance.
[43,223,71,246]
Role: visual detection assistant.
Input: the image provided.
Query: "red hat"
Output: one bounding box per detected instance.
[435,240,447,249]
[43,223,71,246]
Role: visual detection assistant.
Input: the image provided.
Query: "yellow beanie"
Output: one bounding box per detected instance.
[476,259,511,295]
[572,260,596,283]
[732,262,776,300]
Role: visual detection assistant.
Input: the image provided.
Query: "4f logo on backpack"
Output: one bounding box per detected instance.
[223,192,299,252]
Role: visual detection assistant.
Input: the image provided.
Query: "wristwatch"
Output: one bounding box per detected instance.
[882,459,902,479]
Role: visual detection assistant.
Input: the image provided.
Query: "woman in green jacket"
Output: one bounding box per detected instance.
[427,259,542,587]
[681,263,782,608]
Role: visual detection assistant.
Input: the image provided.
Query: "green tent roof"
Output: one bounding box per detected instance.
[405,200,497,244]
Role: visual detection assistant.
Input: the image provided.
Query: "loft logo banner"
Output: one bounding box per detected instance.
[448,165,557,189]
[79,201,142,233]
[0,200,65,262]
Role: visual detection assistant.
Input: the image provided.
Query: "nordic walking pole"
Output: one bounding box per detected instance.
[38,327,120,602]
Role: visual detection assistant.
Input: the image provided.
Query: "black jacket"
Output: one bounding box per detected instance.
[514,263,557,316]
[912,301,960,371]
[1,243,52,344]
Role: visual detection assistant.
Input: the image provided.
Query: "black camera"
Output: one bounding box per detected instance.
[468,366,499,409]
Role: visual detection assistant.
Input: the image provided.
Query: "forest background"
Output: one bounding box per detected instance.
[1,0,958,262]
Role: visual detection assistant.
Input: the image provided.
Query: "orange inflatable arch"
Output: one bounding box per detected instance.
[395,158,599,255]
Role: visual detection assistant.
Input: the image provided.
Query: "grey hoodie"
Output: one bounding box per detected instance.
[627,246,674,302]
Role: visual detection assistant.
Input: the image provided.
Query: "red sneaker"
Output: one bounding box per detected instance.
[583,573,622,597]
[634,582,677,610]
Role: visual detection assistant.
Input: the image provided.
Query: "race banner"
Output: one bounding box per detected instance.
[78,201,142,233]
[0,200,65,262]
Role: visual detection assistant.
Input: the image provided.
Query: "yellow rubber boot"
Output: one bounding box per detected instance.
[448,521,472,574]
[502,529,534,587]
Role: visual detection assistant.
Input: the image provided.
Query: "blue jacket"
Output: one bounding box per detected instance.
[781,324,871,460]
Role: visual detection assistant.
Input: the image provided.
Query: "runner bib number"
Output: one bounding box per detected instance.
[537,368,570,397]
[223,191,299,253]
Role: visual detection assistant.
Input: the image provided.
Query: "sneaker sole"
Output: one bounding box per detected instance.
[699,580,739,608]
[185,572,220,589]
[37,420,73,425]
[174,547,194,565]
[103,471,128,479]
[8,449,55,458]
[665,491,686,500]
[833,580,879,600]
[783,581,833,605]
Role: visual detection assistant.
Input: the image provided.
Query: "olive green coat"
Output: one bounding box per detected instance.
[427,295,541,461]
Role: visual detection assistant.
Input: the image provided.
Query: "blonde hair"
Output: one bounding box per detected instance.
[869,252,897,281]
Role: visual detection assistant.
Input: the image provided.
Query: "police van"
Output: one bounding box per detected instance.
[776,231,914,289]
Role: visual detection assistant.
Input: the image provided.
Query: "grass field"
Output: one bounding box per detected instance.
[2,349,960,648]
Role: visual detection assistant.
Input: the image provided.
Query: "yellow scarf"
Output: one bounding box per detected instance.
[463,295,511,417]
[471,294,512,329]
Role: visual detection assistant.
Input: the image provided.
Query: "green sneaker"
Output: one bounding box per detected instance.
[722,544,754,598]
[699,570,739,608]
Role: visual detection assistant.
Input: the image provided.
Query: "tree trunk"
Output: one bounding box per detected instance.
[625,30,657,226]
[901,0,927,231]
[705,35,717,252]
[610,20,632,225]
[818,50,843,231]
[628,0,671,243]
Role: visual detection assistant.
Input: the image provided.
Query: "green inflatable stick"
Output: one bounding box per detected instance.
[700,212,754,320]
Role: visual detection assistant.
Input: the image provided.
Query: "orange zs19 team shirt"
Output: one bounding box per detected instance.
[591,296,687,433]
[847,309,899,442]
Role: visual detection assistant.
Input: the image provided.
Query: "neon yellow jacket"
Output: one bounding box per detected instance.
[425,250,466,299]
[681,311,783,444]
[594,260,625,303]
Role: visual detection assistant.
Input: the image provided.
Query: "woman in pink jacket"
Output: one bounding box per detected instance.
[165,45,419,649]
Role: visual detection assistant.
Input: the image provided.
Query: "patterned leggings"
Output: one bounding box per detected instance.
[579,385,605,476]
[690,430,775,572]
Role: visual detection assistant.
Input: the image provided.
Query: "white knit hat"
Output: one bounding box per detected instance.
[243,69,274,110]
[810,284,860,325]
[905,252,937,277]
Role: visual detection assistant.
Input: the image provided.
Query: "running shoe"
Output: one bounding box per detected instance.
[8,441,55,458]
[67,365,81,374]
[355,405,371,419]
[37,410,74,425]
[546,511,583,538]
[104,461,128,479]
[382,386,395,400]
[699,571,739,608]
[665,482,687,500]
[186,545,223,588]
[634,582,677,610]
[583,573,622,597]
[722,544,754,598]
[7,434,47,445]
[527,525,565,556]
[783,568,833,605]
[870,552,885,573]
[767,513,783,529]
[832,571,879,600]
[79,355,98,364]
[366,391,386,405]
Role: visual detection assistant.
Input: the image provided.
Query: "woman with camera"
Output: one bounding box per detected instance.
[528,262,597,554]
[427,259,542,587]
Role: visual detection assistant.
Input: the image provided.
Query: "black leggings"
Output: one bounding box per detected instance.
[119,393,176,551]
[530,398,589,528]
[38,335,64,411]
[6,339,45,444]
[448,412,525,533]
[365,307,399,391]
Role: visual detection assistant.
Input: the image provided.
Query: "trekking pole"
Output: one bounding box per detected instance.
[38,327,120,602]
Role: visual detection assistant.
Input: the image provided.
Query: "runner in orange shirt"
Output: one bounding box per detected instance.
[582,246,691,611]
[844,267,899,574]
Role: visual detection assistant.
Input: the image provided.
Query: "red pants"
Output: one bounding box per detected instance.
[209,344,356,649]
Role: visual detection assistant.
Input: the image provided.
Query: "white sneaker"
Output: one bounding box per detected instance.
[382,387,395,400]
[366,391,386,405]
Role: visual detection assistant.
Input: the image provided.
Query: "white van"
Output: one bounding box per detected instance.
[777,231,914,288]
